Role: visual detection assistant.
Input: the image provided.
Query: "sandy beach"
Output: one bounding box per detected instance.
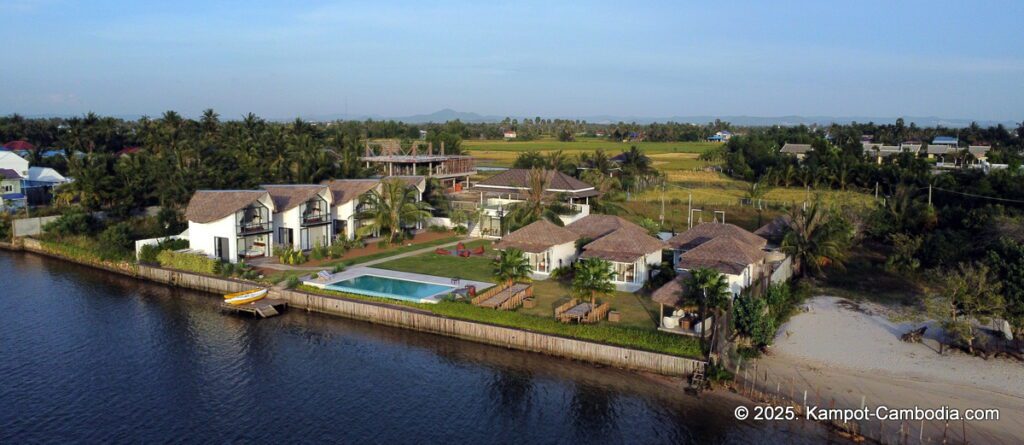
[751,297,1024,444]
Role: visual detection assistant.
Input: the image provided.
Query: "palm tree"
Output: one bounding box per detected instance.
[571,258,616,307]
[505,168,564,232]
[492,248,532,286]
[356,179,432,244]
[781,200,850,277]
[686,267,731,353]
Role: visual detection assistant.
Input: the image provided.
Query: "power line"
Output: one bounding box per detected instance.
[926,186,1024,205]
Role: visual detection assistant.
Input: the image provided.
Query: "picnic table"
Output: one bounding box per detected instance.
[561,302,593,323]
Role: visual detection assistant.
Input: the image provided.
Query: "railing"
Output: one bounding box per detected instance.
[301,211,329,225]
[238,221,272,235]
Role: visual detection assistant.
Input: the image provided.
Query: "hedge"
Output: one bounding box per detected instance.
[156,249,220,275]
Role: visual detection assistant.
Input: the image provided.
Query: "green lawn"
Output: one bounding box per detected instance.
[373,243,662,329]
[298,284,702,358]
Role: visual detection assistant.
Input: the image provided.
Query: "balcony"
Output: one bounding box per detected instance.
[238,221,272,235]
[301,210,329,226]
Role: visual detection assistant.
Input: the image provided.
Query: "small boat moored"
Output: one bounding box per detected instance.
[223,288,268,306]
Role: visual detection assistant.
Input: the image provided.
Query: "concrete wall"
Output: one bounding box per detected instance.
[770,256,794,284]
[12,215,61,237]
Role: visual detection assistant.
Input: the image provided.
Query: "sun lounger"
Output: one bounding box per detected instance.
[435,248,451,255]
[471,246,485,255]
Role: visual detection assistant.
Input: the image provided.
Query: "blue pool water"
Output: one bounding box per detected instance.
[325,275,455,302]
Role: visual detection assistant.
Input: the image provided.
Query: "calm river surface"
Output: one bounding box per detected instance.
[0,251,834,444]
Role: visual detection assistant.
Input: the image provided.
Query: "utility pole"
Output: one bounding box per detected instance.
[875,182,879,200]
[659,184,665,227]
[928,184,933,208]
[686,192,692,228]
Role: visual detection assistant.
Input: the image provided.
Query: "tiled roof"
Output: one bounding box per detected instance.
[2,140,34,151]
[667,222,767,251]
[185,190,270,224]
[475,169,595,195]
[0,168,21,179]
[495,219,578,253]
[261,184,329,212]
[927,144,957,155]
[322,179,381,204]
[580,226,666,263]
[676,236,766,275]
[652,274,690,307]
[968,146,991,156]
[566,214,647,240]
[753,215,791,243]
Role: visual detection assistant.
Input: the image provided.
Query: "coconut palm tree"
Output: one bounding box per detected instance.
[505,168,564,232]
[356,179,432,244]
[781,200,850,277]
[686,267,732,352]
[492,248,532,286]
[571,258,616,307]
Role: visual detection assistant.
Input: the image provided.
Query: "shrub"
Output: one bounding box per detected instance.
[310,242,327,261]
[138,238,189,264]
[156,249,221,275]
[285,275,300,289]
[97,222,135,261]
[0,214,11,241]
[427,225,448,233]
[452,226,468,235]
[44,211,99,238]
[328,243,346,259]
[332,264,345,273]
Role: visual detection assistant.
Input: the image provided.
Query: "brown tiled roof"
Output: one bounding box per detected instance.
[389,175,426,188]
[667,223,767,251]
[754,215,791,243]
[580,226,666,263]
[566,214,647,240]
[676,236,765,275]
[322,179,380,204]
[185,190,269,224]
[475,169,595,195]
[261,184,328,212]
[652,275,691,307]
[495,219,579,253]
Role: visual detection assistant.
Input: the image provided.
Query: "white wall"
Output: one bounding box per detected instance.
[273,206,301,249]
[188,215,237,261]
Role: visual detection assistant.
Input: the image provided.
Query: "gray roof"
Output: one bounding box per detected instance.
[781,143,812,154]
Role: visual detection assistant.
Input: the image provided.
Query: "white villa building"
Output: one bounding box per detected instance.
[494,219,579,279]
[323,176,425,240]
[665,222,769,296]
[466,169,597,237]
[262,184,334,251]
[184,190,276,263]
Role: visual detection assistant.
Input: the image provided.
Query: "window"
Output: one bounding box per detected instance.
[2,185,11,192]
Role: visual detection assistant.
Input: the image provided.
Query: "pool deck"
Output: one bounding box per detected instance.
[302,266,494,303]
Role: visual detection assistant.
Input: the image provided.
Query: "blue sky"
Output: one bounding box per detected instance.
[2,0,1022,121]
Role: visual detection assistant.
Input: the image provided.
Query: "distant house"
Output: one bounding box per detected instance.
[2,140,34,151]
[595,130,607,137]
[968,145,991,162]
[900,141,923,153]
[494,219,579,279]
[707,130,733,142]
[870,145,903,164]
[0,192,27,212]
[932,136,959,146]
[503,130,517,139]
[418,129,428,140]
[0,169,22,195]
[115,146,142,157]
[185,190,276,263]
[262,185,334,251]
[780,143,812,160]
[0,151,29,178]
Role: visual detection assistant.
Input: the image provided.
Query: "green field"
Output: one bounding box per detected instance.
[464,136,718,169]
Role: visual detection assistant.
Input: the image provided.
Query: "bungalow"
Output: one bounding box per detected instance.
[932,136,958,146]
[780,143,812,160]
[503,130,517,139]
[968,145,991,162]
[185,190,276,263]
[665,222,769,296]
[870,145,903,164]
[262,185,334,251]
[494,219,578,279]
[469,169,597,237]
[566,214,666,292]
[926,144,958,160]
[901,142,923,153]
[23,166,70,205]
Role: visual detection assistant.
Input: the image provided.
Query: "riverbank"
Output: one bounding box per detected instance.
[1,239,705,378]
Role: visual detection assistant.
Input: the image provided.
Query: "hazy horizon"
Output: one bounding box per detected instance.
[2,0,1022,121]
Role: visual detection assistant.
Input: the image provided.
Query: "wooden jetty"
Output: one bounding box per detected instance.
[220,298,288,318]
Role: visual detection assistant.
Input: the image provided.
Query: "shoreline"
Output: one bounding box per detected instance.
[0,239,705,378]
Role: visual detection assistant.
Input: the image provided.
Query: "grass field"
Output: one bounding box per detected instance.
[464,137,718,169]
[632,171,877,209]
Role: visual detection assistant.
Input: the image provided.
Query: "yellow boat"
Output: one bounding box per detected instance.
[223,288,268,306]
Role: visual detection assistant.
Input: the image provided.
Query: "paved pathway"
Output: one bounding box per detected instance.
[252,238,473,272]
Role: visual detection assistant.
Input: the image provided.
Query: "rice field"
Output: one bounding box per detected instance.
[632,171,876,209]
[464,137,718,168]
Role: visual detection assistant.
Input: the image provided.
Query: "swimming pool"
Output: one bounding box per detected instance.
[324,275,455,303]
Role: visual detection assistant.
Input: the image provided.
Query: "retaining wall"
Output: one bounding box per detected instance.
[8,240,705,377]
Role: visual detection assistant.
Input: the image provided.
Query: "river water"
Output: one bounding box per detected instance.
[0,251,834,444]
